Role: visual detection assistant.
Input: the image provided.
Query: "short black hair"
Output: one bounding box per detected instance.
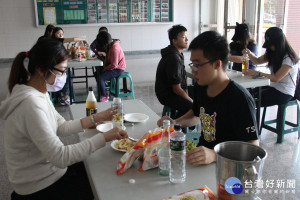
[96,31,112,51]
[99,26,108,33]
[168,24,187,45]
[188,31,229,70]
[44,24,55,37]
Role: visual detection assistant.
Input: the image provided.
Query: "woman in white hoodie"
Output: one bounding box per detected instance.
[0,39,128,200]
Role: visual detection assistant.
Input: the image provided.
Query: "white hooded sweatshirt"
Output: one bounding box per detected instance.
[0,84,105,195]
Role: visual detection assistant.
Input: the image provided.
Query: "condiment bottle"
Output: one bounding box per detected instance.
[70,44,75,59]
[242,53,249,74]
[86,87,97,129]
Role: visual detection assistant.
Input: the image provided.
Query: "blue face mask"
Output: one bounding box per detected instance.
[44,70,67,92]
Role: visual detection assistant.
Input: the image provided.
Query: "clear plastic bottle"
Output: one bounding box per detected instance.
[78,52,82,62]
[111,98,123,129]
[85,44,90,58]
[170,125,186,183]
[158,120,170,176]
[70,44,75,59]
[242,53,249,73]
[86,87,97,129]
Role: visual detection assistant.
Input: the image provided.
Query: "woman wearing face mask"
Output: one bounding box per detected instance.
[0,39,128,200]
[243,27,299,107]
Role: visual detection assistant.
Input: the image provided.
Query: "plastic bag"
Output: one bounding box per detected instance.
[117,127,174,175]
[163,186,217,200]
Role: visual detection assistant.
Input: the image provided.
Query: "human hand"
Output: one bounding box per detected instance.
[186,146,216,165]
[243,69,257,76]
[242,48,251,55]
[83,40,89,47]
[157,116,174,127]
[98,51,106,56]
[102,127,128,142]
[95,108,117,122]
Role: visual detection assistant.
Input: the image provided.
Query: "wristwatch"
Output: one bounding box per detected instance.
[253,71,261,79]
[91,114,97,125]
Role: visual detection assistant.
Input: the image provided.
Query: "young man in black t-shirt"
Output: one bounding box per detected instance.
[157,31,259,165]
[155,25,193,118]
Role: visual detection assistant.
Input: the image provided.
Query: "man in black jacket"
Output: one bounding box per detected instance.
[155,25,193,118]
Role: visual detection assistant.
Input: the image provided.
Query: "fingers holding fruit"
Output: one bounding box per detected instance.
[97,108,117,122]
[103,127,128,142]
[186,140,197,152]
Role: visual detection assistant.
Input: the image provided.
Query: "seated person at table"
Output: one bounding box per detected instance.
[155,24,193,119]
[52,27,88,105]
[157,31,259,165]
[242,27,299,107]
[90,26,108,62]
[229,22,257,71]
[0,39,128,200]
[96,31,126,102]
[37,24,55,42]
[51,27,88,45]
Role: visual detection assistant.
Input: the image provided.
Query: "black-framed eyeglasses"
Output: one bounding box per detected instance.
[189,59,216,71]
[52,67,68,74]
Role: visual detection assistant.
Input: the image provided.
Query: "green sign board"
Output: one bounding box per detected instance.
[35,0,173,26]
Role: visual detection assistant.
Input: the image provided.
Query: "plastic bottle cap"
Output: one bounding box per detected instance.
[174,124,182,131]
[163,119,170,126]
[89,87,93,91]
[113,97,121,104]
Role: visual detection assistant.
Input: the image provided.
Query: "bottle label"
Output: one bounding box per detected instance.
[86,108,97,116]
[170,140,185,151]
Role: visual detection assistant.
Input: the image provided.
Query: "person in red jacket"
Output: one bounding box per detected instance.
[96,31,126,102]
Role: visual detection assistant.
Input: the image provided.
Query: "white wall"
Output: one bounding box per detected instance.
[0,0,199,59]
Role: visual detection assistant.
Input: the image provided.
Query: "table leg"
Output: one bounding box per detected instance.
[69,67,73,105]
[96,66,101,102]
[256,87,262,133]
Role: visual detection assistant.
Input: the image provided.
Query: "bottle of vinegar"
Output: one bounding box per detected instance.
[86,87,97,129]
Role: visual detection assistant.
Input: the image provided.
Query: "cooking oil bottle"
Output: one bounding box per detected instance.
[86,87,97,129]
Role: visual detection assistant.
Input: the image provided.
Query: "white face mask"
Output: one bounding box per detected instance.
[44,69,67,92]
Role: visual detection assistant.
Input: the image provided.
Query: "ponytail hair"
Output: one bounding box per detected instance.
[8,39,68,93]
[8,52,29,93]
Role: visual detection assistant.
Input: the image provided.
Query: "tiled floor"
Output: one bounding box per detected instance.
[0,54,300,199]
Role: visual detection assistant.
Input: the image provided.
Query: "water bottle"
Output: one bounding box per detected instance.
[170,125,186,183]
[158,120,170,176]
[111,98,123,129]
[86,87,97,129]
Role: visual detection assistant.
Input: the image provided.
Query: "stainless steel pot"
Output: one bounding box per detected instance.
[214,141,267,200]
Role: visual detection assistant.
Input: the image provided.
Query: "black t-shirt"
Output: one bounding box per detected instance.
[192,80,258,149]
[155,45,187,100]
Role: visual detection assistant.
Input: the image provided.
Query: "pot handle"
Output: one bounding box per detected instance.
[244,165,258,182]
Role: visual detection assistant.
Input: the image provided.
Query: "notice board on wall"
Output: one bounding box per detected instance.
[34,0,173,26]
